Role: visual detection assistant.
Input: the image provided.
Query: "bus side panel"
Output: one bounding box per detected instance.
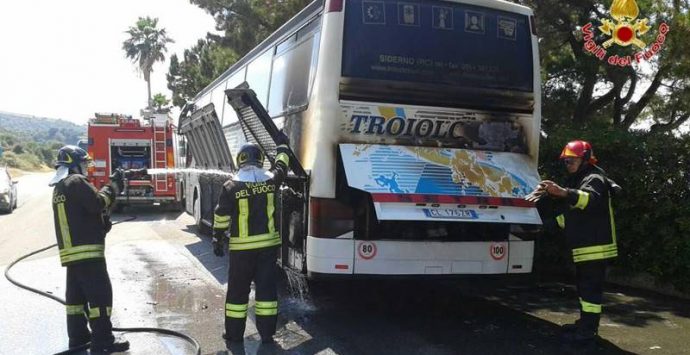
[529,16,542,163]
[300,5,345,199]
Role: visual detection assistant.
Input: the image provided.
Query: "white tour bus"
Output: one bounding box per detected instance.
[179,0,542,277]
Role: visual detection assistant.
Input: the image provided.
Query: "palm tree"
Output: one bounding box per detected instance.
[152,93,171,113]
[122,17,174,109]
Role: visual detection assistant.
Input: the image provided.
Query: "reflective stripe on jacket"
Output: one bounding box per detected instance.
[539,166,618,263]
[213,145,290,251]
[52,174,111,266]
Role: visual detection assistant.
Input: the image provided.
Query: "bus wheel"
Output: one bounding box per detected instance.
[177,195,186,212]
[193,196,210,235]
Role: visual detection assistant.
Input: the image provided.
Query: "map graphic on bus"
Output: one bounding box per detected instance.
[341,144,539,198]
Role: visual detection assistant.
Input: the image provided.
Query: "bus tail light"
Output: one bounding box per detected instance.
[326,0,343,13]
[309,197,354,238]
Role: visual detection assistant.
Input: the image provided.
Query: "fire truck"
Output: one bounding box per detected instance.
[86,112,184,210]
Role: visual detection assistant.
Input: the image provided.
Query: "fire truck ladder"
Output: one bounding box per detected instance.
[153,122,168,192]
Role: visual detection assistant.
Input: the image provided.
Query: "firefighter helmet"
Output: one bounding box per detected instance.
[236,143,265,169]
[55,145,92,171]
[559,140,598,165]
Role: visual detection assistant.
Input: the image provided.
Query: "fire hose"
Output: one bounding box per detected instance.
[4,216,202,355]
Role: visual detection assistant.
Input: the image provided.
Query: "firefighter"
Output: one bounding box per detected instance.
[212,138,291,346]
[529,140,619,346]
[49,145,130,354]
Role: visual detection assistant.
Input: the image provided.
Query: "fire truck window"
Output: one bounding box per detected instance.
[111,146,151,173]
[245,50,273,107]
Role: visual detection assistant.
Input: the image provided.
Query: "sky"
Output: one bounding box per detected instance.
[0,0,217,125]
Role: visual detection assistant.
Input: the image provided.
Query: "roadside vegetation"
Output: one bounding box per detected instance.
[0,113,85,170]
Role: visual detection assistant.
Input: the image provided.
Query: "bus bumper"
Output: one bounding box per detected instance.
[306,235,533,276]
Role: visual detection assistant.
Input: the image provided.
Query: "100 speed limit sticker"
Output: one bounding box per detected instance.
[490,242,507,260]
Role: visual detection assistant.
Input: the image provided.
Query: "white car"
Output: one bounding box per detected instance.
[0,167,18,213]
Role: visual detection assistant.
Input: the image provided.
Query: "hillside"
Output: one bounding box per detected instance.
[0,111,86,170]
[0,111,85,144]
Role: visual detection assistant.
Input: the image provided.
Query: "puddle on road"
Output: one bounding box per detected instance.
[159,336,194,355]
[111,241,224,354]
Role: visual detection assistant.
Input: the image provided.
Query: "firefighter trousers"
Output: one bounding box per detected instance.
[575,260,607,332]
[225,246,279,341]
[65,260,115,348]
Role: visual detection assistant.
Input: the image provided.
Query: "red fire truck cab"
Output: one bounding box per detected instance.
[86,112,183,209]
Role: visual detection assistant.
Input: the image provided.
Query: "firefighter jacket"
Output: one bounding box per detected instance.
[537,165,618,263]
[52,174,113,266]
[213,145,290,251]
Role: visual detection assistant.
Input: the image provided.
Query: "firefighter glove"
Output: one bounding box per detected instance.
[212,232,226,257]
[109,169,123,183]
[103,214,112,234]
[109,169,125,193]
[275,130,290,146]
[101,184,118,204]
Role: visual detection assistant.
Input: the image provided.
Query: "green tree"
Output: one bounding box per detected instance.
[167,0,310,108]
[167,39,237,107]
[40,147,55,166]
[152,93,171,113]
[123,17,175,109]
[191,0,311,55]
[521,0,690,132]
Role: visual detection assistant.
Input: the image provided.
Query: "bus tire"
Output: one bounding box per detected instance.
[193,195,211,235]
[177,182,186,212]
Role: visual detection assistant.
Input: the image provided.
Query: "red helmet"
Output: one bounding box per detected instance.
[559,140,598,165]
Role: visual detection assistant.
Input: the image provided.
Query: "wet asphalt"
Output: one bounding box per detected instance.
[1,173,689,355]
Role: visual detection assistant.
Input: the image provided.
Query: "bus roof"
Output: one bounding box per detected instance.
[192,0,324,102]
[446,0,534,16]
[191,0,534,103]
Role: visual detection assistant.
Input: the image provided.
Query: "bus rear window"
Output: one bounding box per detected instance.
[342,0,533,93]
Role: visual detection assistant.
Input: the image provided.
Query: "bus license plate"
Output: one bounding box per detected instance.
[423,208,478,220]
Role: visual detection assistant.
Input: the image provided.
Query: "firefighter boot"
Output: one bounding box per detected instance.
[68,338,91,349]
[89,338,130,354]
[561,310,585,334]
[223,332,244,348]
[560,319,581,334]
[561,312,599,347]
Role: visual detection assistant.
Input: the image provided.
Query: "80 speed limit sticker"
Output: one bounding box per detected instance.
[357,241,377,260]
[489,242,507,260]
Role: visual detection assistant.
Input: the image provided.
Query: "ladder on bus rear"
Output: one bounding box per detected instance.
[152,121,168,192]
[225,83,310,272]
[224,84,307,179]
